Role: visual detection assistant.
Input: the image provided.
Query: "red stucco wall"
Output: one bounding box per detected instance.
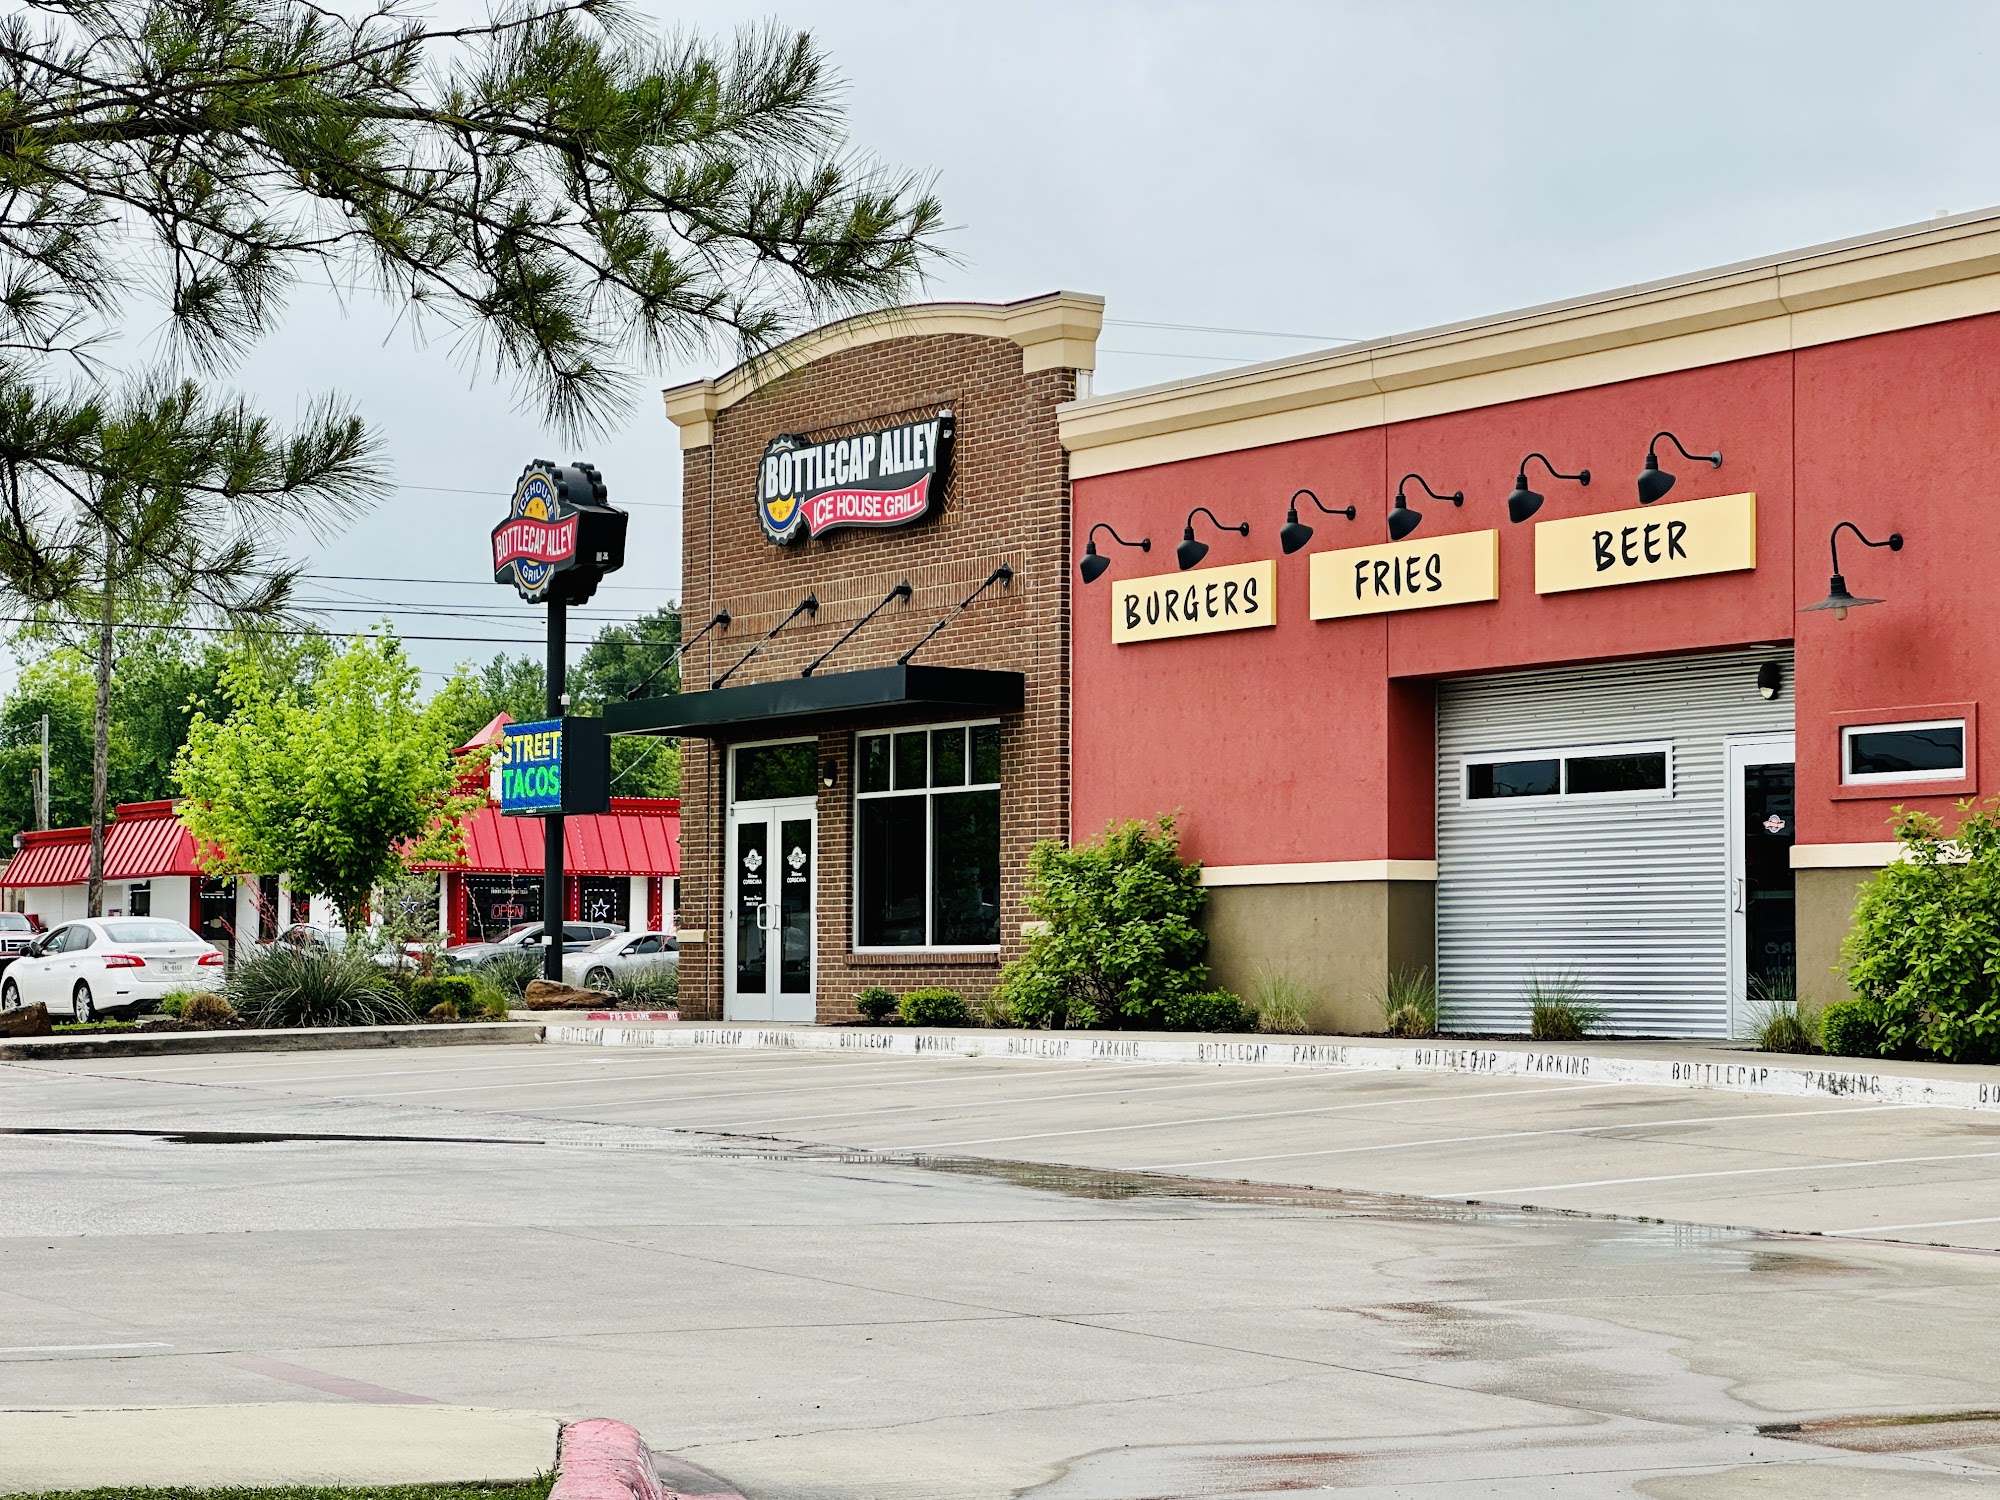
[1071,313,2000,864]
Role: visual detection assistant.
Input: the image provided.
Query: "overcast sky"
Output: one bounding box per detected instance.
[190,1,2000,690]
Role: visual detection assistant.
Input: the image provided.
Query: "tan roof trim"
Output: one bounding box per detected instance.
[1060,208,2000,478]
[662,291,1104,450]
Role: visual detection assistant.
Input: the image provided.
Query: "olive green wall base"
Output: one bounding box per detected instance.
[1795,866,1878,1005]
[1204,880,1435,1034]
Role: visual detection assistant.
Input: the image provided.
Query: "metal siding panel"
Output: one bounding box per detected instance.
[1436,648,1794,1038]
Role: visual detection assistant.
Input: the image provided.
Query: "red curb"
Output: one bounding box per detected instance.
[552,1418,747,1500]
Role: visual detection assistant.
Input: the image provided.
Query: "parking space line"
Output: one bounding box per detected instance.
[1828,1214,2000,1236]
[873,1081,1622,1152]
[1444,1147,2000,1198]
[1140,1103,1910,1171]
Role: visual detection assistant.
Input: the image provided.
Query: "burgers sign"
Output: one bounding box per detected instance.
[757,410,954,544]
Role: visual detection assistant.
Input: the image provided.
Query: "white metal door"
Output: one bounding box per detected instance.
[724,801,816,1023]
[1725,735,1796,1037]
[1436,648,1795,1037]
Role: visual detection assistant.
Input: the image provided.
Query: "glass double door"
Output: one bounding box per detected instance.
[726,800,815,1022]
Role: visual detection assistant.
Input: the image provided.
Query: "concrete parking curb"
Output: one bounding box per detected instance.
[551,1418,746,1500]
[542,1021,2000,1113]
[0,1019,544,1061]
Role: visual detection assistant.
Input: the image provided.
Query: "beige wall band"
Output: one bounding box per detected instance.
[1200,859,1439,887]
[1789,844,1902,870]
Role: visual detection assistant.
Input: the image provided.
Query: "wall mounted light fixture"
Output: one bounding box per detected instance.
[1078,523,1150,584]
[1505,453,1590,524]
[1178,506,1251,570]
[1279,488,1357,555]
[1757,661,1783,700]
[1389,473,1463,541]
[1638,431,1722,504]
[820,759,839,789]
[1801,522,1903,620]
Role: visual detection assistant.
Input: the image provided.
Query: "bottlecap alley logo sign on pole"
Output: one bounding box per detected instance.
[492,460,629,604]
[757,411,955,544]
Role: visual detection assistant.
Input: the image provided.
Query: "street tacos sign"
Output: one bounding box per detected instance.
[757,411,954,544]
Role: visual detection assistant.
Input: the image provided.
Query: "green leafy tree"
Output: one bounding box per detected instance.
[997,817,1226,1030]
[1842,798,2000,1063]
[175,634,481,931]
[577,606,682,704]
[0,651,96,839]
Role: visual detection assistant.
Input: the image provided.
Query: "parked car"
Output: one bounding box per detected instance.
[562,930,679,990]
[0,911,38,970]
[267,922,419,971]
[444,921,621,969]
[0,917,224,1021]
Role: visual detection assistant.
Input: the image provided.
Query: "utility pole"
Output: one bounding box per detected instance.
[542,594,566,981]
[34,713,48,830]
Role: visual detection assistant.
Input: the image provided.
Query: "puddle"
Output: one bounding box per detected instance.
[0,1125,537,1146]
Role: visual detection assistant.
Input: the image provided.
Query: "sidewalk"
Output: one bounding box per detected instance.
[541,1019,2000,1112]
[0,1404,560,1492]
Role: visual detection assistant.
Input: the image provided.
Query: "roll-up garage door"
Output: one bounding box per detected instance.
[1435,648,1793,1037]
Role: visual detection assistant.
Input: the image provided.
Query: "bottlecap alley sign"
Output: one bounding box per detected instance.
[1310,530,1500,619]
[492,460,628,605]
[1536,492,1756,593]
[1112,559,1276,644]
[758,411,955,543]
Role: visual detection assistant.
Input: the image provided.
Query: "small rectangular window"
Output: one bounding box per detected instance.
[1565,752,1668,795]
[1843,720,1966,783]
[971,723,1002,785]
[735,741,817,801]
[127,881,151,917]
[858,735,891,794]
[931,726,966,787]
[892,731,928,790]
[1467,759,1560,799]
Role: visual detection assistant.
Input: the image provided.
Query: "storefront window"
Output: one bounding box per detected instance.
[126,881,151,917]
[735,740,817,801]
[1841,720,1965,783]
[1465,744,1670,802]
[855,723,1001,948]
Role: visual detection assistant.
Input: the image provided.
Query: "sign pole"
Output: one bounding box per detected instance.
[543,594,566,982]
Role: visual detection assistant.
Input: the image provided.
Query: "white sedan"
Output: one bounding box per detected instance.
[0,917,225,1021]
[562,930,679,990]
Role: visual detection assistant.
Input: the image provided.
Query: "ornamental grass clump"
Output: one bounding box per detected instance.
[476,950,542,1002]
[227,943,415,1029]
[996,816,1242,1030]
[1525,971,1602,1041]
[1750,969,1821,1054]
[607,961,679,1008]
[1251,970,1313,1035]
[1376,968,1438,1038]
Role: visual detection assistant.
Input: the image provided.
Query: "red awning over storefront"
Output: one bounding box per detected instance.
[414,799,680,878]
[0,801,205,888]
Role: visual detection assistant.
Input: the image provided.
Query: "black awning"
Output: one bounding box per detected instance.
[603,665,1025,741]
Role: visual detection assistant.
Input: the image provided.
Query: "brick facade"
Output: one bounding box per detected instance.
[672,318,1083,1022]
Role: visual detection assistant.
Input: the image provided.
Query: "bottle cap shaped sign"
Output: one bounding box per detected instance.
[492,460,629,604]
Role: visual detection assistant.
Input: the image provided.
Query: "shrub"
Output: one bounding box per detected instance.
[227,943,416,1029]
[477,949,543,1001]
[1250,969,1312,1035]
[1749,970,1820,1054]
[1821,999,1885,1058]
[413,975,477,1011]
[1376,968,1437,1038]
[1526,971,1602,1041]
[995,817,1215,1030]
[427,999,460,1020]
[899,987,970,1027]
[469,978,514,1019]
[1843,798,2000,1062]
[181,992,237,1027]
[157,988,199,1018]
[855,986,898,1024]
[606,961,679,1008]
[1162,989,1256,1033]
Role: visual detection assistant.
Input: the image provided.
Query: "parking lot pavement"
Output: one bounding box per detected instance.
[7,1043,2000,1498]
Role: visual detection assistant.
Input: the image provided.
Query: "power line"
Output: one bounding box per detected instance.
[396,481,676,510]
[300,571,677,594]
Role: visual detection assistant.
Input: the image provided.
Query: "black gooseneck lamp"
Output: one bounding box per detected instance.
[1638,431,1722,504]
[1177,506,1250,571]
[1388,473,1462,542]
[1802,521,1903,621]
[1078,522,1150,584]
[1278,488,1357,555]
[1504,453,1591,525]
